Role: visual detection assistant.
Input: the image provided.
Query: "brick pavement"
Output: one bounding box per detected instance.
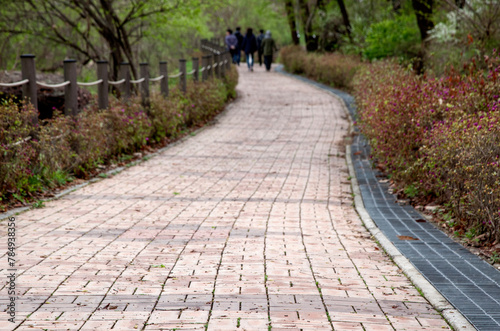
[0,65,450,330]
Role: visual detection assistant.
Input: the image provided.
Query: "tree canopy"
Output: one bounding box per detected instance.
[0,0,289,78]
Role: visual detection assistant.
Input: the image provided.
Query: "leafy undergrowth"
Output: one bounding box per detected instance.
[280,46,500,249]
[0,66,238,211]
[354,55,500,246]
[280,45,362,92]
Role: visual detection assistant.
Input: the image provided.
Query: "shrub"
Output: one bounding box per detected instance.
[0,101,39,198]
[363,14,420,61]
[280,46,362,91]
[0,66,238,207]
[353,53,500,242]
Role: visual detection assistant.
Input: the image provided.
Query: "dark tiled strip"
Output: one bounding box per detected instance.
[276,65,500,331]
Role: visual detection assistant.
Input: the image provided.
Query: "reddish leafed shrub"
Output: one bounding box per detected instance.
[354,55,500,241]
[280,45,362,91]
[0,101,39,197]
[0,66,238,206]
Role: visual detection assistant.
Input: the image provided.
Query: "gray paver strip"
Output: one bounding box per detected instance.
[0,65,450,330]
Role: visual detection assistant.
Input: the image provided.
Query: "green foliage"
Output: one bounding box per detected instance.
[32,200,45,209]
[426,1,500,75]
[363,14,420,60]
[404,184,418,198]
[491,252,500,264]
[0,0,289,73]
[207,0,290,45]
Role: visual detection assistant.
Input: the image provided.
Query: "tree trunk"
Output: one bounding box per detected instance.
[298,0,317,51]
[336,0,352,41]
[391,0,402,13]
[412,0,434,74]
[284,0,300,45]
[412,0,434,41]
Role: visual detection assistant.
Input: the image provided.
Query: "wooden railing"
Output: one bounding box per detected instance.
[0,39,231,124]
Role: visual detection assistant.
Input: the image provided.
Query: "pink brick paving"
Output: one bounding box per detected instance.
[0,65,450,330]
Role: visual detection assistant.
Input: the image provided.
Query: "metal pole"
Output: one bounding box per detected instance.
[97,60,109,109]
[179,59,187,93]
[140,62,150,106]
[63,59,78,116]
[20,54,38,124]
[160,61,168,97]
[120,62,131,100]
[192,57,199,82]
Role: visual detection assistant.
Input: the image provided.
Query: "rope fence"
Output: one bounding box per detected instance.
[77,79,103,86]
[149,75,164,82]
[168,72,183,78]
[0,79,29,87]
[36,81,71,88]
[0,39,231,124]
[108,78,126,85]
[130,78,145,84]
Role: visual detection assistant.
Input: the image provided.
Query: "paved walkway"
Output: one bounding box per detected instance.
[1,65,450,330]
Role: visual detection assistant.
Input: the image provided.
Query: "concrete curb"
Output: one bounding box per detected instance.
[0,102,235,223]
[275,68,475,330]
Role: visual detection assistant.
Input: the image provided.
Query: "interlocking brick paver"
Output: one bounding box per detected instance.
[0,65,450,330]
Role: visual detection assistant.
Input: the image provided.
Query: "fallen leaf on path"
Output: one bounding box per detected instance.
[398,235,419,241]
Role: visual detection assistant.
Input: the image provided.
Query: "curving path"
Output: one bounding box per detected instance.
[1,65,450,330]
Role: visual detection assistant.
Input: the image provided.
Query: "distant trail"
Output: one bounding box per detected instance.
[1,65,450,331]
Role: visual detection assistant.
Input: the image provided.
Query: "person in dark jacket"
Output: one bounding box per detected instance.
[256,29,265,66]
[234,27,244,66]
[225,29,238,64]
[261,30,278,71]
[241,28,258,71]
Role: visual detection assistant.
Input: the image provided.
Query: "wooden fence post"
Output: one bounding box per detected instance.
[179,59,187,93]
[140,62,150,106]
[20,54,38,124]
[160,61,168,97]
[219,53,225,77]
[192,57,199,82]
[63,59,78,116]
[226,51,231,71]
[201,56,208,82]
[120,62,131,100]
[208,54,214,79]
[214,53,220,78]
[97,60,108,109]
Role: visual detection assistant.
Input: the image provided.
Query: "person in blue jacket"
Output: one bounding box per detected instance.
[241,28,258,71]
[225,29,238,64]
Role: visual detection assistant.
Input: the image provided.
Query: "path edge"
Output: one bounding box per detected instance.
[0,102,236,223]
[275,67,475,331]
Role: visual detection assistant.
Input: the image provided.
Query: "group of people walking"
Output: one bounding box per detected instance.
[225,27,277,72]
